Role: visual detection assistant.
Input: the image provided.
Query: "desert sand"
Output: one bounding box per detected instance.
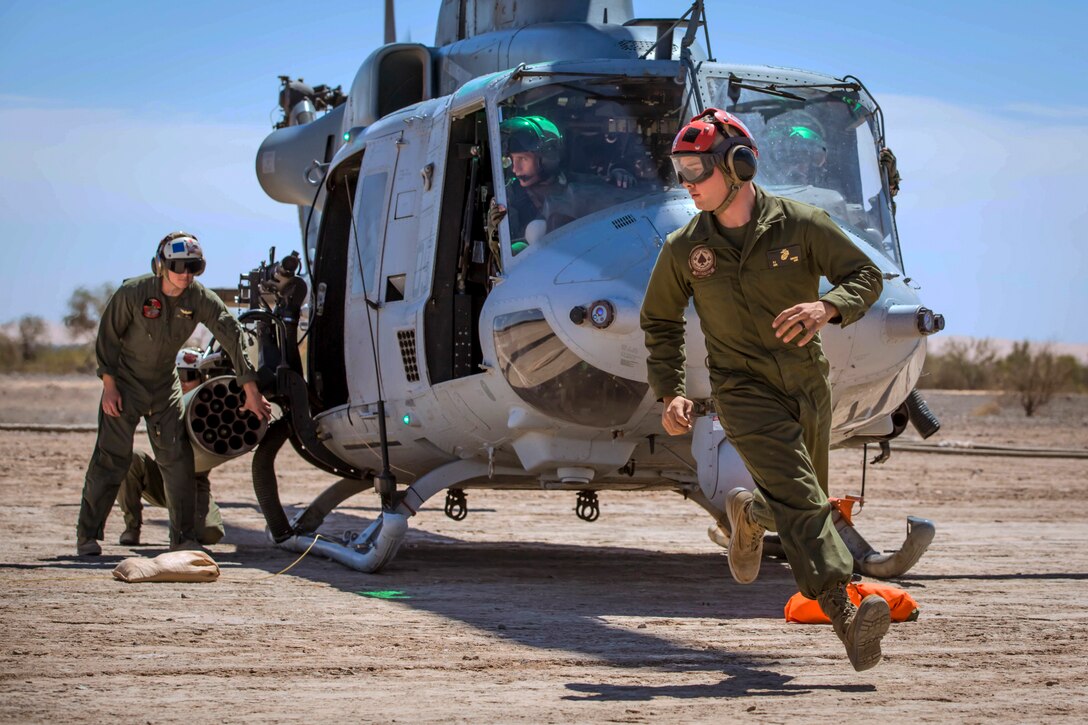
[1,375,1086,723]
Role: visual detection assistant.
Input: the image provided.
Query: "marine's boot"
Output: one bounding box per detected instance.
[707,522,730,549]
[119,527,141,546]
[725,487,766,584]
[817,585,891,672]
[170,539,209,554]
[76,536,101,556]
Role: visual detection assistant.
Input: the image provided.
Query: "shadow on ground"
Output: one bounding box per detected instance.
[6,506,882,700]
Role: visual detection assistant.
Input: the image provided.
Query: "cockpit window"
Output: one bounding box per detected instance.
[703,76,901,269]
[497,77,685,253]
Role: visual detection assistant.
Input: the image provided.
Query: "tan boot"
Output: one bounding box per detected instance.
[817,585,891,672]
[725,487,766,584]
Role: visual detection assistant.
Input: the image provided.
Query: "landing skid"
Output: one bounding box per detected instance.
[277,512,409,573]
[834,512,935,579]
[271,459,523,573]
[707,513,936,579]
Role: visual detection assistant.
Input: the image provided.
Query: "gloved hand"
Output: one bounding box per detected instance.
[486,198,507,240]
[610,168,636,189]
[879,147,900,197]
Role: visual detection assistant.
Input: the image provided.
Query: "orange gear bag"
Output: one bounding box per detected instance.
[784,581,919,624]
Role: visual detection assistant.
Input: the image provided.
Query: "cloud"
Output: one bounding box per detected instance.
[879,95,1087,342]
[883,95,1081,203]
[1001,104,1088,121]
[0,101,297,321]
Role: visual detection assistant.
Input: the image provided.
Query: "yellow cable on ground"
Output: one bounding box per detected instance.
[242,533,325,582]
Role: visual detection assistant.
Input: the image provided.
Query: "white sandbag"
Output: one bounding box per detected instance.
[112,550,220,583]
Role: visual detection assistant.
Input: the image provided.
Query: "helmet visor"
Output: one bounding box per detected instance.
[671,154,722,184]
[165,258,206,275]
[178,367,202,383]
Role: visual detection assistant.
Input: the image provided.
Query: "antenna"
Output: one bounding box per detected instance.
[344,181,397,512]
[385,0,396,44]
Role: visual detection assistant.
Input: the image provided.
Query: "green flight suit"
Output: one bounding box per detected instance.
[640,186,883,598]
[119,451,224,545]
[77,273,258,546]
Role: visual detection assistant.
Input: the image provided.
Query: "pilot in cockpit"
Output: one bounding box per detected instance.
[763,112,830,186]
[487,113,636,258]
[488,115,570,254]
[761,111,849,219]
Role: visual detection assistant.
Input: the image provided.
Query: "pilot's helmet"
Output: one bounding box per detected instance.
[500,115,564,173]
[591,100,631,144]
[670,108,758,185]
[764,112,827,173]
[154,231,205,277]
[176,347,204,384]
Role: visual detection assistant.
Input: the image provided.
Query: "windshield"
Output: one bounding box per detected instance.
[497,76,685,253]
[703,76,901,268]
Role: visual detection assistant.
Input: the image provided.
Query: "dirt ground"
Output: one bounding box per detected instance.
[1,375,1086,723]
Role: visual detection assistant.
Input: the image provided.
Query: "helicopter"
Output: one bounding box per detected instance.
[207,0,946,576]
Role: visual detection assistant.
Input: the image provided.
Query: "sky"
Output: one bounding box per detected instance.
[1,0,1086,343]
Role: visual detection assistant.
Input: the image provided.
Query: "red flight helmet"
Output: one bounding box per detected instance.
[670,108,758,185]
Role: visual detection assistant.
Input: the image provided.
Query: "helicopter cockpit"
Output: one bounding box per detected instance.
[701,72,902,269]
[496,74,686,253]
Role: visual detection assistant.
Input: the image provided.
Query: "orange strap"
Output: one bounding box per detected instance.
[784,581,919,624]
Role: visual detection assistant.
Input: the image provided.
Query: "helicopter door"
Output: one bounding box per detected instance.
[344,133,397,406]
[375,125,425,308]
[424,106,495,384]
[307,156,360,412]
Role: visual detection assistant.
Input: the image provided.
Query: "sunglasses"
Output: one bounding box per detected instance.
[166,258,206,275]
[178,368,202,383]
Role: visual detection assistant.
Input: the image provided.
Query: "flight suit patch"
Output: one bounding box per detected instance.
[177,307,194,319]
[688,245,716,278]
[142,297,162,319]
[767,245,802,268]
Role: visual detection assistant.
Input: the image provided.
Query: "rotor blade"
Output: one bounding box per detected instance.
[384,0,396,44]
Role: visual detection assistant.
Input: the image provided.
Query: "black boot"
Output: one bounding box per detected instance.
[119,526,141,546]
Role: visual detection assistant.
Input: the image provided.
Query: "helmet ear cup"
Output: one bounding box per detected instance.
[727,145,758,182]
[537,138,561,175]
[522,117,562,175]
[151,240,167,276]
